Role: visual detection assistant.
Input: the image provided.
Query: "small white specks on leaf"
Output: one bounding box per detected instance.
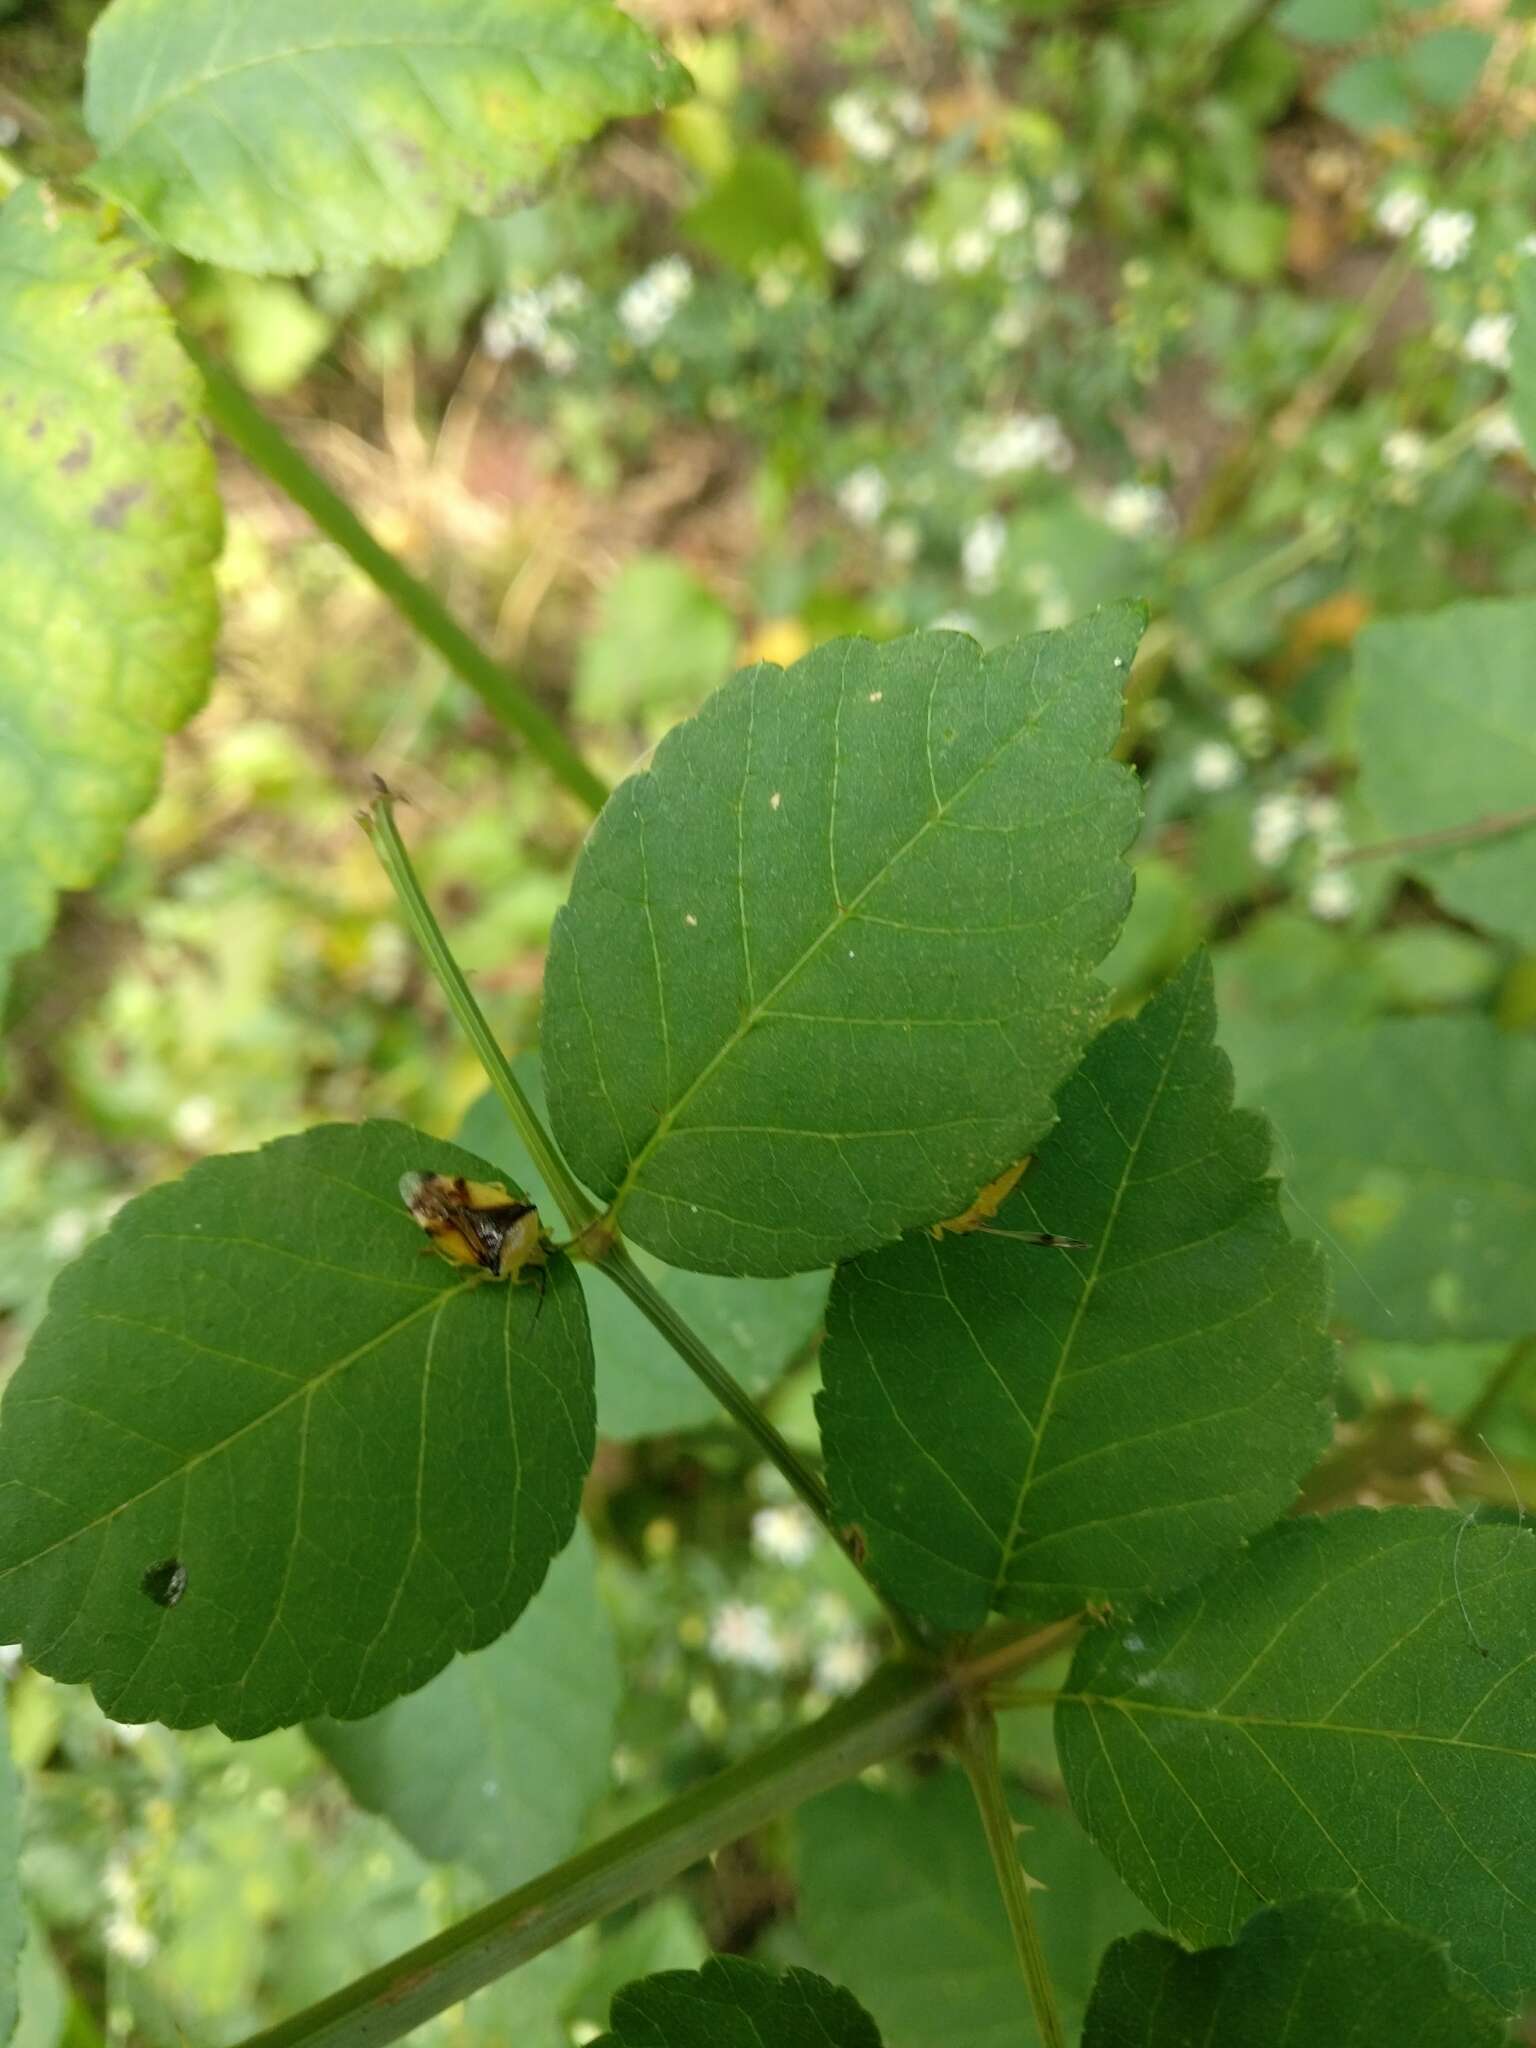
[684,912,697,926]
[770,791,782,810]
[868,690,883,702]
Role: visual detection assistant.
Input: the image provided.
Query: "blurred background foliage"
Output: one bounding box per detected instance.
[2,0,1535,2040]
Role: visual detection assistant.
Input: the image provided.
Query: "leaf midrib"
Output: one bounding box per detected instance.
[0,1279,474,1578]
[609,651,1060,1219]
[1062,1692,1536,1764]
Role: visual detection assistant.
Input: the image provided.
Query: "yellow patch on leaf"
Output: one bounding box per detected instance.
[930,1157,1032,1238]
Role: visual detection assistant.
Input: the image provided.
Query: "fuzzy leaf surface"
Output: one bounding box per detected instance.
[85,0,688,275]
[0,1122,594,1736]
[1057,1509,1536,2012]
[544,611,1143,1276]
[820,953,1333,1630]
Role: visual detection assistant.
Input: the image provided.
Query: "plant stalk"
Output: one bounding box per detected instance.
[188,341,608,815]
[955,1705,1067,2048]
[234,1662,954,2048]
[365,789,596,1234]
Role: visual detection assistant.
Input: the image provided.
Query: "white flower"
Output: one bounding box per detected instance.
[45,1207,91,1259]
[1191,741,1243,792]
[957,411,1072,477]
[1419,209,1474,270]
[171,1095,217,1146]
[0,113,21,149]
[1102,482,1172,539]
[1308,870,1358,922]
[543,275,587,315]
[105,1915,156,1966]
[1463,313,1514,371]
[831,92,895,162]
[814,1635,876,1696]
[985,183,1031,236]
[0,1646,22,1681]
[751,1505,818,1568]
[949,227,994,275]
[1383,430,1427,473]
[891,89,930,136]
[1033,211,1071,277]
[756,266,793,309]
[1375,187,1426,239]
[708,1602,783,1672]
[825,220,867,268]
[1251,792,1307,868]
[991,303,1032,348]
[618,256,693,345]
[1475,409,1523,455]
[961,514,1007,594]
[836,464,889,527]
[882,518,921,564]
[541,334,577,376]
[1227,693,1271,751]
[900,236,941,282]
[107,1719,150,1745]
[1050,171,1083,208]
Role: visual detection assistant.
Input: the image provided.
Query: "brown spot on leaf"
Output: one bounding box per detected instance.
[140,401,185,441]
[59,434,93,475]
[387,133,426,170]
[141,1558,187,1608]
[92,483,146,529]
[26,416,46,440]
[99,342,139,380]
[83,285,111,314]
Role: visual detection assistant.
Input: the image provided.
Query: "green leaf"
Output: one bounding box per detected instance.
[0,185,220,994]
[1402,27,1492,109]
[0,1692,18,2045]
[83,0,690,276]
[593,1955,882,2047]
[1277,0,1380,43]
[544,609,1144,1277]
[683,144,823,277]
[819,954,1333,1632]
[1057,1508,1536,2012]
[1083,1894,1505,2047]
[1212,912,1385,1098]
[1262,1018,1536,1340]
[795,1768,1150,2048]
[0,1121,594,1737]
[310,1521,617,1888]
[1355,598,1536,947]
[573,556,739,735]
[1319,55,1415,133]
[461,1084,829,1440]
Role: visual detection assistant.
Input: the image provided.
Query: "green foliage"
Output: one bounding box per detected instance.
[1262,1018,1536,1340]
[461,1082,829,1440]
[820,954,1333,1631]
[543,610,1143,1277]
[0,183,221,999]
[309,1522,618,1889]
[573,557,739,736]
[1057,1509,1536,2010]
[593,1955,882,2048]
[795,1769,1149,2048]
[0,1693,17,2044]
[1082,1895,1504,2047]
[84,0,688,275]
[1356,598,1536,948]
[0,1122,594,1736]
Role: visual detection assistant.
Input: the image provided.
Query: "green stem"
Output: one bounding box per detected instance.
[365,789,596,1234]
[187,341,608,815]
[599,1239,836,1525]
[955,1706,1067,2048]
[233,1661,955,2048]
[1459,1336,1536,1443]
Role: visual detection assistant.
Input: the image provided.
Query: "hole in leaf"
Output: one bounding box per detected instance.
[141,1558,188,1608]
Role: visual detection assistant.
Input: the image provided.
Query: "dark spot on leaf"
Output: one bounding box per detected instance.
[142,1558,187,1608]
[26,416,46,440]
[83,285,111,315]
[92,484,146,530]
[388,133,426,170]
[139,401,184,441]
[59,434,93,475]
[99,342,139,380]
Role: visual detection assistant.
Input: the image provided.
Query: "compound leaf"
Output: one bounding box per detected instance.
[543,610,1144,1277]
[1083,1894,1504,2048]
[795,1769,1149,2048]
[0,183,220,996]
[1356,598,1536,948]
[311,1520,617,1888]
[594,1955,882,2048]
[461,1080,829,1440]
[1262,1017,1536,1340]
[1057,1508,1536,2012]
[84,0,689,276]
[819,953,1333,1632]
[0,1121,594,1737]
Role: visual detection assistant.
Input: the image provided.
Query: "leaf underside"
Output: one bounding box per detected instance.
[819,952,1334,1631]
[593,1955,882,2048]
[0,1121,595,1736]
[543,609,1144,1277]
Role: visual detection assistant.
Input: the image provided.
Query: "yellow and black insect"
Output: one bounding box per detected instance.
[399,1172,550,1301]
